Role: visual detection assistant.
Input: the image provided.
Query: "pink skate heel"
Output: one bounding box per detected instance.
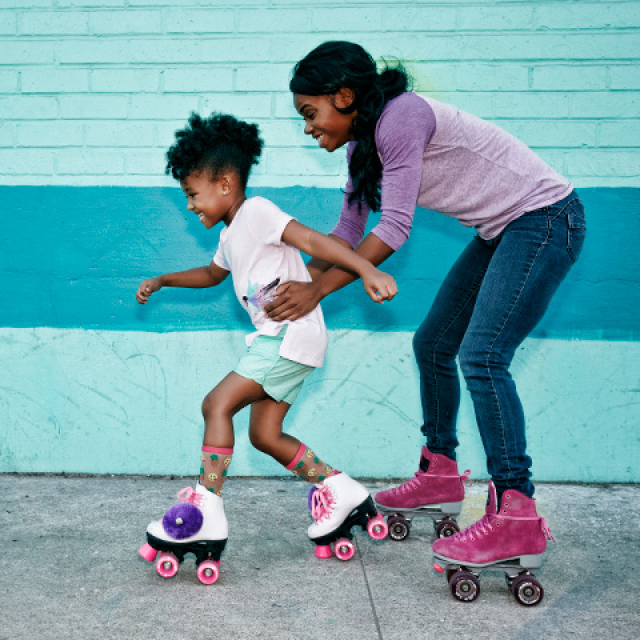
[375,446,471,540]
[432,481,555,606]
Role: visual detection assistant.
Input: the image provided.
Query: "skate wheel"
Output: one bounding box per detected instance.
[367,515,388,541]
[511,573,544,606]
[435,518,459,538]
[155,552,179,579]
[196,560,220,585]
[387,515,410,541]
[333,538,355,562]
[139,543,158,563]
[449,570,480,602]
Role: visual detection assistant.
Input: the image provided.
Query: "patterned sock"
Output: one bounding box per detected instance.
[200,446,233,496]
[285,443,338,484]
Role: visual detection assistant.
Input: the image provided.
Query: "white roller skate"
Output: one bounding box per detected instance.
[308,473,388,561]
[138,484,228,585]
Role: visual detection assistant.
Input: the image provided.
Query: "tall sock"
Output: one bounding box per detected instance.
[285,443,338,483]
[200,446,233,496]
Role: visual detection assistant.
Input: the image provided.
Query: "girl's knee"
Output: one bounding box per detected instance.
[248,428,276,455]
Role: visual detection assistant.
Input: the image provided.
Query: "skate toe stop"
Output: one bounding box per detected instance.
[139,543,159,563]
[433,562,445,573]
[315,545,333,559]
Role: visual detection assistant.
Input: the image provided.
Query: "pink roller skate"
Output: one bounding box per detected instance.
[308,473,388,561]
[375,446,471,540]
[138,484,228,585]
[432,481,555,606]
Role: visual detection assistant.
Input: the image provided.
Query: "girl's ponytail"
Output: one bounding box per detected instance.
[290,41,410,212]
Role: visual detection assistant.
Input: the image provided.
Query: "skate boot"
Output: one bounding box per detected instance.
[432,481,555,606]
[308,473,388,561]
[375,446,471,540]
[138,484,228,585]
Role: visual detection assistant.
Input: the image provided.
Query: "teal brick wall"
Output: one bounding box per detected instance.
[1,1,639,481]
[0,1,638,187]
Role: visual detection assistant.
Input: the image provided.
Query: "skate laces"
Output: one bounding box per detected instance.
[461,469,472,488]
[541,517,556,543]
[453,514,496,542]
[310,484,336,524]
[176,487,203,508]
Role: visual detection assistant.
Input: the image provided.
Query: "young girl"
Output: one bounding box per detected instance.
[265,41,585,583]
[136,112,396,581]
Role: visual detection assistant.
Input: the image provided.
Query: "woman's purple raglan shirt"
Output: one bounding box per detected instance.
[331,92,573,252]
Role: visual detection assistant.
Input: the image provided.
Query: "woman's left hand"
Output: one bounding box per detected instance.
[264,280,323,322]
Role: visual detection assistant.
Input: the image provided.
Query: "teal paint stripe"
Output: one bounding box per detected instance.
[1,186,638,339]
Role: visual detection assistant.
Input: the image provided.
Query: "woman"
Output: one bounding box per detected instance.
[265,41,584,581]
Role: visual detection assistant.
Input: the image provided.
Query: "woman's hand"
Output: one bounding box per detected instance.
[264,281,323,322]
[136,277,162,304]
[361,266,398,304]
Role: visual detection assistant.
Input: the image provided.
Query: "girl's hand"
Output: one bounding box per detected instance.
[264,281,323,322]
[361,267,397,304]
[136,277,162,304]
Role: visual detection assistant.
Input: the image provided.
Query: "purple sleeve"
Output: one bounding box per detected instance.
[329,142,371,248]
[371,94,436,251]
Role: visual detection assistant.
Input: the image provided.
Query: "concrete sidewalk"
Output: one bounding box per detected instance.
[1,475,638,640]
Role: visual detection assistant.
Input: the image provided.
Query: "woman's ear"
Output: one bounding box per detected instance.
[333,87,356,110]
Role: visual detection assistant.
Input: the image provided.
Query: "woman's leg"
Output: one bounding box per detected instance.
[459,194,586,498]
[413,236,495,459]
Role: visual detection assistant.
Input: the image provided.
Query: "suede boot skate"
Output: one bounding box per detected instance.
[432,481,555,606]
[139,484,228,584]
[308,473,388,561]
[375,446,471,540]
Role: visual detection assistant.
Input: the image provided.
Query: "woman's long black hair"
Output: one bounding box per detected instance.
[290,41,410,212]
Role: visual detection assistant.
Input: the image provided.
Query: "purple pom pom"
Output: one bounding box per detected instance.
[162,503,203,539]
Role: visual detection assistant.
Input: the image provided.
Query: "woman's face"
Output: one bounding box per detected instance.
[293,89,357,153]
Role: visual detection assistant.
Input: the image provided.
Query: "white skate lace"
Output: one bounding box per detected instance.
[310,484,336,524]
[176,487,203,507]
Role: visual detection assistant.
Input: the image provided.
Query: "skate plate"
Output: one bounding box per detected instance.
[376,502,463,540]
[432,552,547,606]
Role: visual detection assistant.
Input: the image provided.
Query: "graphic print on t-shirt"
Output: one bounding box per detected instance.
[242,277,281,313]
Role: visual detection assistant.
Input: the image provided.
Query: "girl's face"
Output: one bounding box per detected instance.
[294,89,357,152]
[180,171,234,229]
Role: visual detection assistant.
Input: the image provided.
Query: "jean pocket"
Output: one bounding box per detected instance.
[566,199,586,264]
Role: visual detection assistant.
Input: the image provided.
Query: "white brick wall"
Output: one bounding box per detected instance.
[0,0,639,187]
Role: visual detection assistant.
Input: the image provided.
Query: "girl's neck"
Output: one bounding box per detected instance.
[224,194,247,226]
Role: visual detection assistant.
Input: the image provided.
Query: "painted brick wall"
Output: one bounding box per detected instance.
[1,0,639,188]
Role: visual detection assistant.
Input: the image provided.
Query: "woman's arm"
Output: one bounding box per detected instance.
[281,220,397,304]
[136,261,229,304]
[266,231,394,321]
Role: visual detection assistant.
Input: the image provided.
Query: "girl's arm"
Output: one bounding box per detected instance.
[281,220,397,304]
[136,261,229,304]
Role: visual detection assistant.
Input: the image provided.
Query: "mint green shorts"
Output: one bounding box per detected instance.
[234,331,314,404]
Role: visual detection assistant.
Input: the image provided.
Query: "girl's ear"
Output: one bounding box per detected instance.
[333,87,356,110]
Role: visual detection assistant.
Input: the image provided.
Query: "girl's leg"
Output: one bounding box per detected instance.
[413,236,495,459]
[459,194,586,498]
[248,397,336,482]
[200,372,268,494]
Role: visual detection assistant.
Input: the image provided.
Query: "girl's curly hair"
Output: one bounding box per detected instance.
[166,112,263,188]
[290,41,409,213]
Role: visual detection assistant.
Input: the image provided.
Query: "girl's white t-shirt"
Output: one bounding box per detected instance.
[213,196,328,368]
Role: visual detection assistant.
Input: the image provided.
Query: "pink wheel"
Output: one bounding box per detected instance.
[155,552,179,579]
[334,538,355,562]
[196,560,220,585]
[367,515,388,541]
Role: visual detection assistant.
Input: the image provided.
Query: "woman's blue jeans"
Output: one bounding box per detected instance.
[413,190,586,497]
